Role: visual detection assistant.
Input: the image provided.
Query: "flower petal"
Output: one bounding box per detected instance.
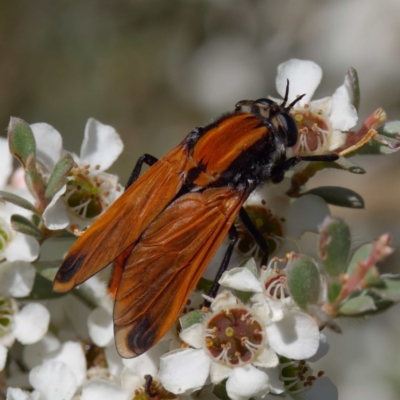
[30,123,63,172]
[14,303,50,345]
[209,362,232,384]
[266,310,320,359]
[44,341,86,387]
[180,323,206,349]
[0,261,35,297]
[276,59,322,105]
[123,340,169,377]
[88,307,113,347]
[5,232,40,263]
[303,377,338,400]
[253,344,278,368]
[226,365,269,400]
[0,137,13,189]
[81,380,130,400]
[0,344,7,371]
[29,361,77,400]
[6,388,34,400]
[159,348,211,394]
[105,345,124,378]
[330,75,358,132]
[219,267,263,293]
[42,186,69,230]
[80,119,123,171]
[286,194,330,239]
[210,290,238,312]
[309,96,333,115]
[307,333,330,362]
[23,333,61,370]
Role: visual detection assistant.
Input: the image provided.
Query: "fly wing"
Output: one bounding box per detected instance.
[113,186,248,358]
[53,145,189,293]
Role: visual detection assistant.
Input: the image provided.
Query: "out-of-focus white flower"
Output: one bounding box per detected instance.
[88,307,114,348]
[273,59,358,156]
[235,179,330,259]
[0,299,50,375]
[160,291,277,400]
[29,118,123,230]
[29,361,78,400]
[0,261,36,298]
[43,341,86,387]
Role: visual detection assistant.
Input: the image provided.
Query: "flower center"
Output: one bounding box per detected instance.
[0,296,13,337]
[0,217,11,254]
[64,165,109,219]
[205,308,264,366]
[291,107,331,155]
[132,378,177,400]
[236,205,284,257]
[279,357,325,394]
[265,273,289,300]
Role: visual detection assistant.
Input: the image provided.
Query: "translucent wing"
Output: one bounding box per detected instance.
[53,145,188,293]
[113,186,248,357]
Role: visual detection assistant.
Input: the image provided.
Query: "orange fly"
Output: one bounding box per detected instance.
[53,83,338,358]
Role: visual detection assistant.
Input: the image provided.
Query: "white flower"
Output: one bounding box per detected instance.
[274,59,358,156]
[159,291,277,400]
[220,259,321,360]
[0,137,13,189]
[0,261,36,298]
[29,118,124,230]
[0,300,50,375]
[29,361,78,400]
[235,179,330,259]
[0,198,40,263]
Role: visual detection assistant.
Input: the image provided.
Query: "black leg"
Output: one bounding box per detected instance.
[271,153,339,180]
[125,154,159,190]
[239,207,269,267]
[204,225,238,307]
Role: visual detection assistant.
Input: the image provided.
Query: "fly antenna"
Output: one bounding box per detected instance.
[281,79,290,108]
[286,93,306,111]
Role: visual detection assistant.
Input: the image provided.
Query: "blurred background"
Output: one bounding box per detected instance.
[1,0,400,398]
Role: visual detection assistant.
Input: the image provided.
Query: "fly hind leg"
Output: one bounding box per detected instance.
[125,154,159,190]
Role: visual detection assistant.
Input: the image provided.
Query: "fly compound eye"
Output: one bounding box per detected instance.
[278,113,299,147]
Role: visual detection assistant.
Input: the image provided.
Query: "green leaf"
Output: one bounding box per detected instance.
[180,309,207,330]
[319,217,351,277]
[305,186,364,209]
[338,295,376,315]
[8,117,36,167]
[212,379,230,400]
[371,275,400,301]
[328,279,342,303]
[241,258,258,276]
[196,277,213,294]
[347,67,360,112]
[379,121,400,137]
[25,154,46,203]
[233,289,253,304]
[287,256,320,310]
[10,214,43,240]
[45,153,74,198]
[23,273,65,300]
[347,243,372,276]
[33,260,62,281]
[0,190,38,213]
[333,157,366,174]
